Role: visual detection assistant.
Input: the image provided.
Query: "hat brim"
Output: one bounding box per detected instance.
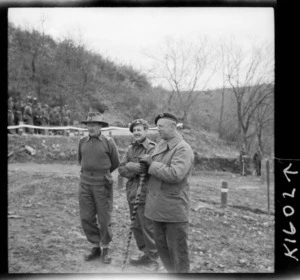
[81,120,109,127]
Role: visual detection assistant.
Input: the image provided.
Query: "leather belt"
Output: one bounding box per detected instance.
[81,170,106,177]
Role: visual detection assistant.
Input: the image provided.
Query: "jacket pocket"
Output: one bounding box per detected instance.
[161,183,180,195]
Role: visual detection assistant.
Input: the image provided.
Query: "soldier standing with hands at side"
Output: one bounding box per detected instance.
[139,112,194,273]
[118,119,158,267]
[253,147,262,176]
[78,112,120,264]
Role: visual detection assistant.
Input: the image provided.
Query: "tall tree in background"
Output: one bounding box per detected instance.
[145,37,218,126]
[217,43,228,138]
[221,40,274,151]
[252,90,274,153]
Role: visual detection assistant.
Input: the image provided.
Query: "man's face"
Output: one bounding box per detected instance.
[133,125,147,142]
[87,122,103,137]
[157,119,175,140]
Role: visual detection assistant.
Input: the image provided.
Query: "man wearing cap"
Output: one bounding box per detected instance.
[78,112,120,264]
[139,112,194,273]
[118,119,158,267]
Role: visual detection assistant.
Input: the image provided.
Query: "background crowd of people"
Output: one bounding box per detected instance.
[8,95,71,135]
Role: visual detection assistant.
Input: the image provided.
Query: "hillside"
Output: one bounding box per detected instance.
[7,22,274,155]
[8,22,164,125]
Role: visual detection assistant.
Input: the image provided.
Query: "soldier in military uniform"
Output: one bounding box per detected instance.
[33,102,43,134]
[62,105,71,136]
[13,97,24,134]
[253,147,262,176]
[118,119,158,267]
[139,112,194,273]
[78,112,120,264]
[62,105,71,125]
[239,146,250,176]
[50,106,61,135]
[23,97,34,134]
[32,97,38,112]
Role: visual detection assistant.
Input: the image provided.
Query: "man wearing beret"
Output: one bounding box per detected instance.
[118,119,158,267]
[78,112,120,264]
[139,112,194,273]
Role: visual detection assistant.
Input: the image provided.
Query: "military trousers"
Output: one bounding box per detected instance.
[79,182,113,246]
[129,203,158,259]
[152,221,190,273]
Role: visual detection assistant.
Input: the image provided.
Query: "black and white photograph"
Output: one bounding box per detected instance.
[6,6,278,275]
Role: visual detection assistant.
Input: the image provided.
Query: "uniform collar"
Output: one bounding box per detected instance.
[132,137,150,149]
[86,133,104,142]
[163,132,182,150]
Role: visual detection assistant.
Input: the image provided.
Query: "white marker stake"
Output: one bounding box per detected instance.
[221,181,228,208]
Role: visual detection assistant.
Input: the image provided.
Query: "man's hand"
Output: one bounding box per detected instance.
[139,155,153,168]
[125,162,147,174]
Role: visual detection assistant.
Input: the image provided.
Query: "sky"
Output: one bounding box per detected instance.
[8,7,274,89]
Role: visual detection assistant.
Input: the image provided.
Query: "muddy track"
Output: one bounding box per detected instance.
[8,162,275,273]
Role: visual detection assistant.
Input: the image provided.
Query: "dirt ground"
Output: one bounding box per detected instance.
[7,162,274,274]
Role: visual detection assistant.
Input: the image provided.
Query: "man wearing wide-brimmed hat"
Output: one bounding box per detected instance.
[118,119,158,268]
[78,112,120,264]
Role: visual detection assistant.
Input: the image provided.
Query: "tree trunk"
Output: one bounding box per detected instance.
[182,109,190,127]
[218,88,225,138]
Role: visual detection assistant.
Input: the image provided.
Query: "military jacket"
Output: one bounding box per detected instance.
[144,132,194,222]
[41,109,49,123]
[118,138,156,204]
[253,152,262,163]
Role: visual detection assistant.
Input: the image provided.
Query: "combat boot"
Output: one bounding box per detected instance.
[129,253,157,266]
[84,247,101,261]
[101,248,112,264]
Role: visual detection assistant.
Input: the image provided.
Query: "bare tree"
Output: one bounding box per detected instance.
[221,40,274,151]
[252,91,274,153]
[145,37,218,125]
[217,43,228,138]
